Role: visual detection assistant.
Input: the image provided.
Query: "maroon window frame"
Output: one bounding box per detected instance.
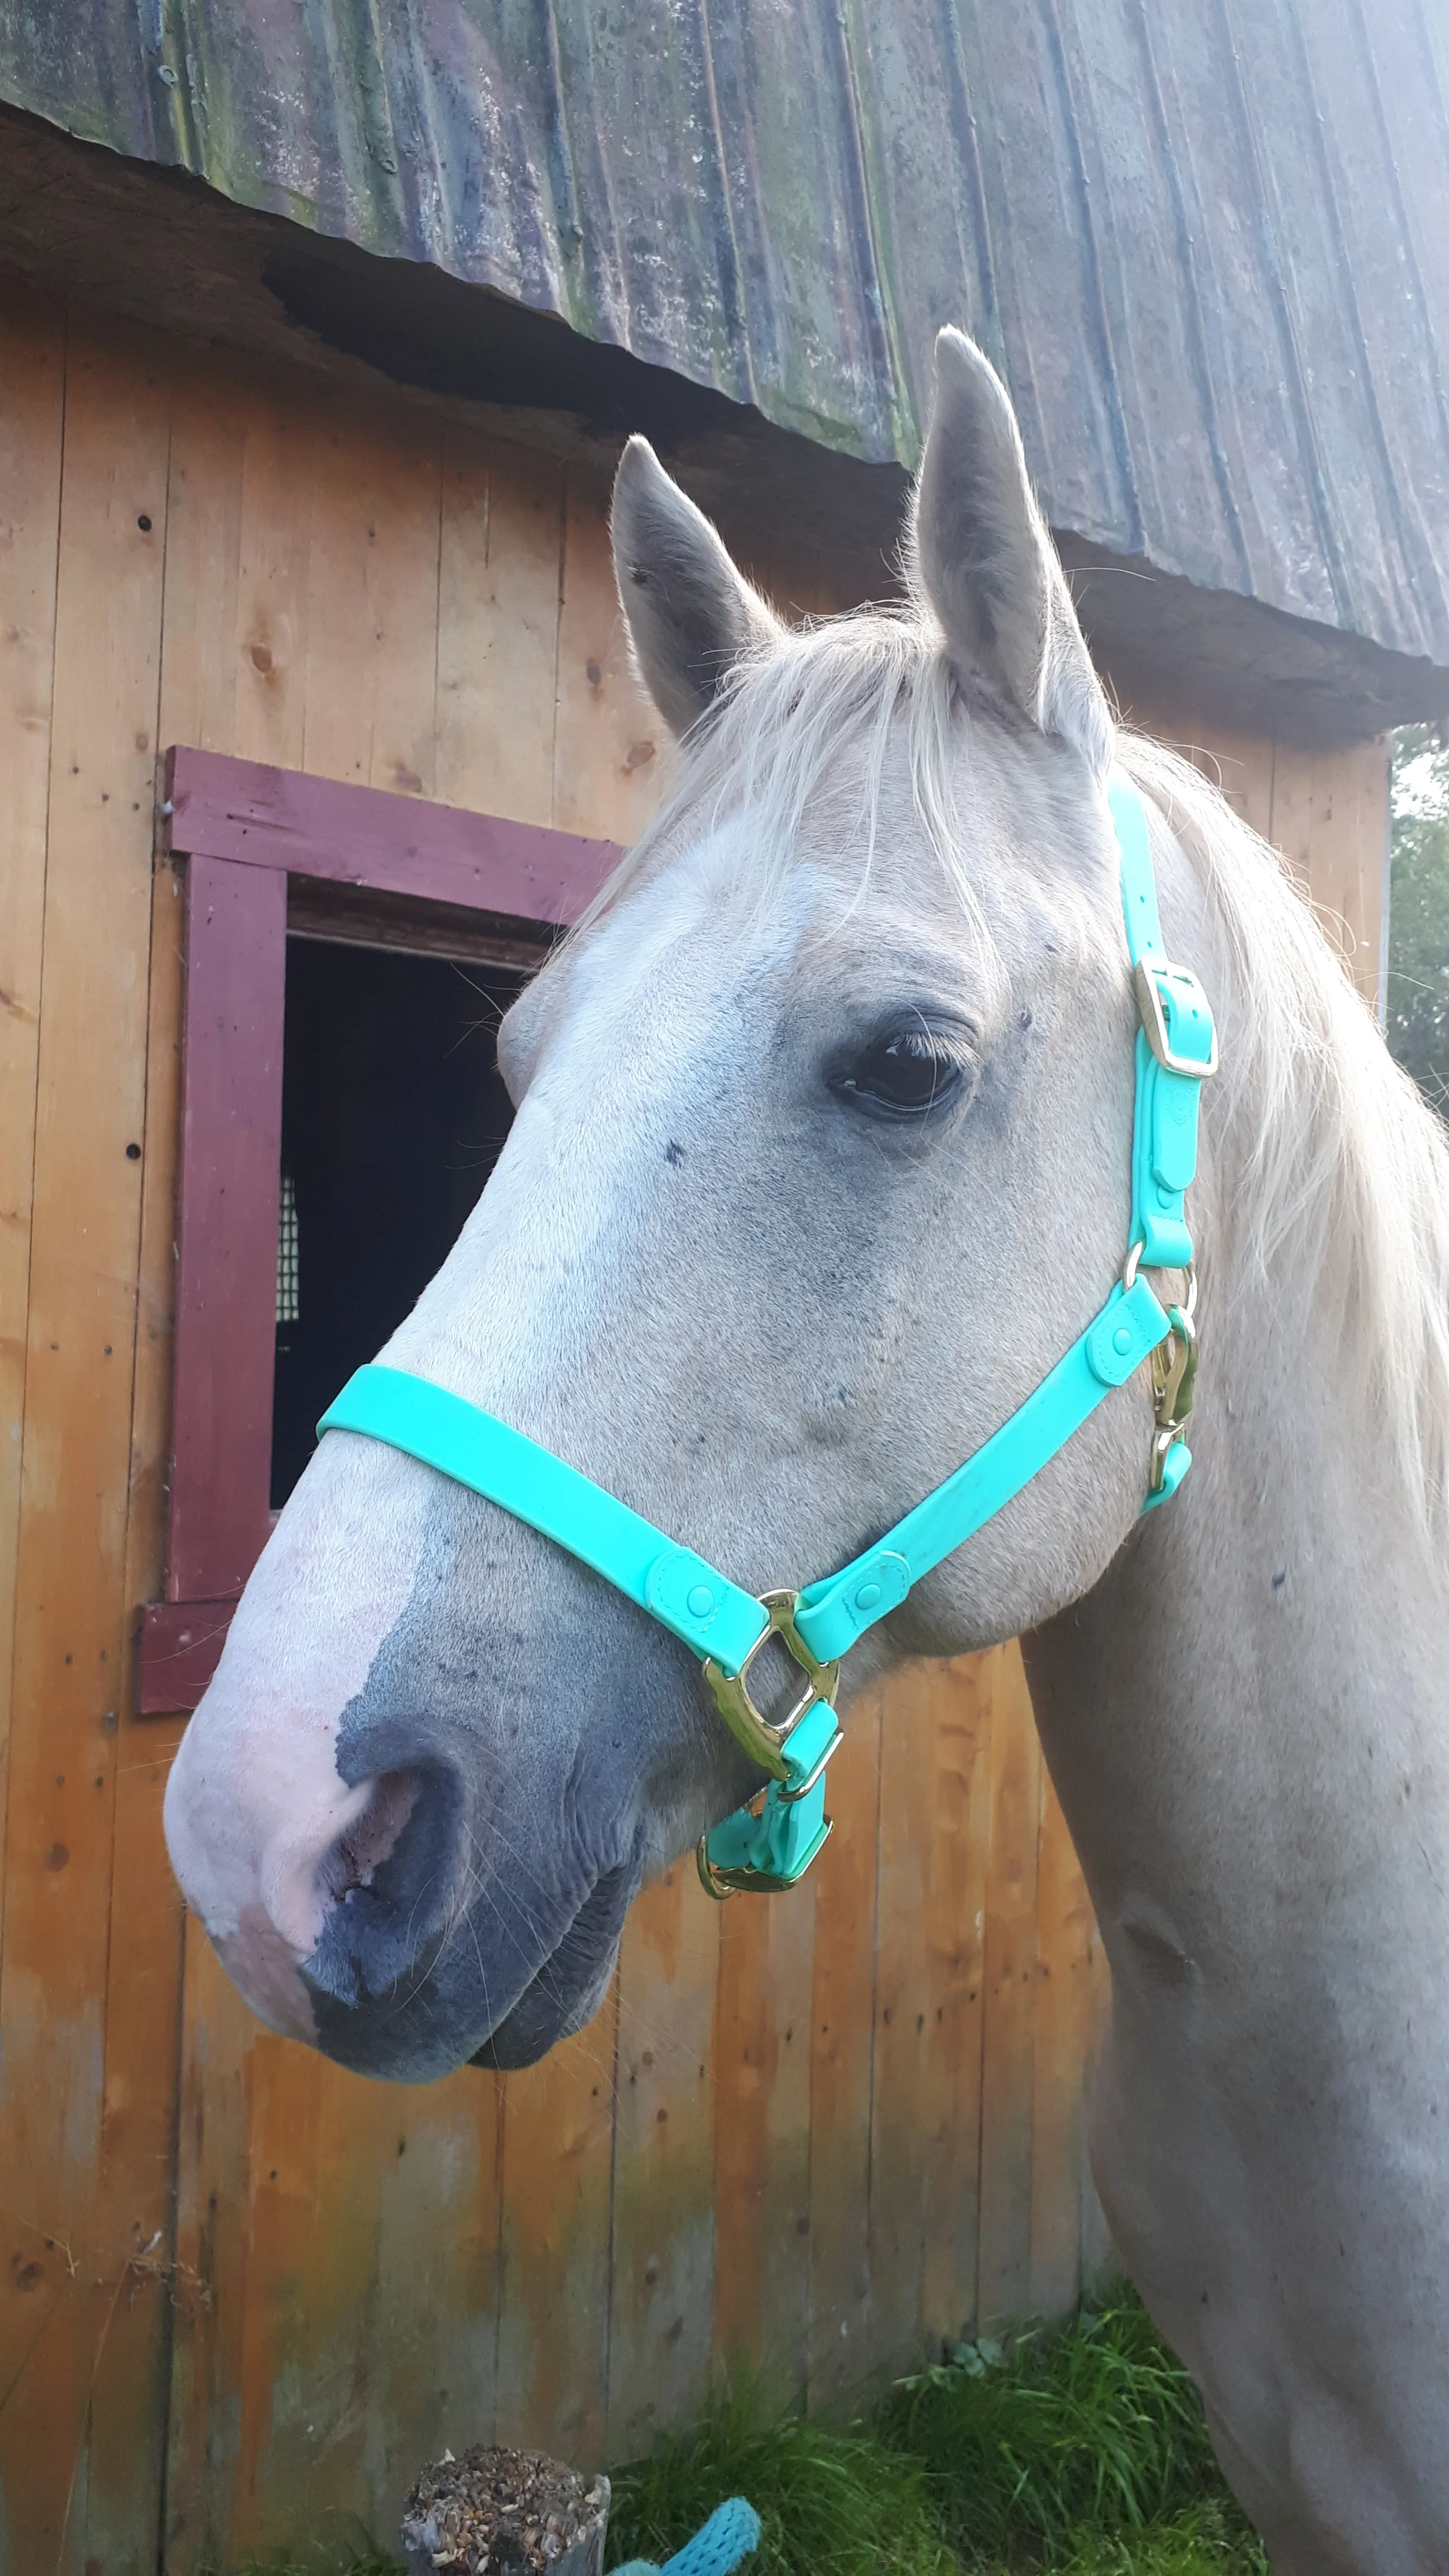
[135,747,618,1715]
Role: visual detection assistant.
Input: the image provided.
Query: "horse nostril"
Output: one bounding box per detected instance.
[304,1756,460,2009]
[318,1768,418,1905]
[256,1766,421,1955]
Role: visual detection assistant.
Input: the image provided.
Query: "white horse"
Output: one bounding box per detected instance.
[165,331,1449,2570]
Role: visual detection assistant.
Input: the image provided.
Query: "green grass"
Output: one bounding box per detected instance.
[1053,2499,1265,2575]
[211,2537,402,2576]
[607,2378,955,2576]
[606,2300,1259,2576]
[224,2294,1264,2576]
[877,2299,1237,2564]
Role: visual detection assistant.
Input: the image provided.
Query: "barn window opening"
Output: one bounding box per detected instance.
[270,930,528,1509]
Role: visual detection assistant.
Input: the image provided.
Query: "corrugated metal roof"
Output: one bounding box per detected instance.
[5,0,1448,667]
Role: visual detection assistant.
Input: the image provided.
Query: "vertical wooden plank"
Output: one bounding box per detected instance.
[607,1862,719,2457]
[1303,740,1390,1012]
[226,2033,325,2553]
[495,2010,618,2464]
[0,314,170,2575]
[164,1925,259,2569]
[918,1655,994,2355]
[436,434,565,829]
[232,388,313,770]
[368,2070,504,2485]
[157,353,247,757]
[1079,1929,1117,2298]
[166,853,287,1600]
[553,465,669,848]
[144,340,230,1594]
[83,832,190,2561]
[301,404,443,798]
[122,864,185,1618]
[806,1684,882,2408]
[1026,1767,1093,2321]
[81,1732,187,2574]
[711,1869,815,2400]
[0,278,64,1974]
[865,1664,941,2376]
[1269,740,1390,1012]
[1267,740,1314,899]
[863,1655,995,2375]
[976,1644,1041,2331]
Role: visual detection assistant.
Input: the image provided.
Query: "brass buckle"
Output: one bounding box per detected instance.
[1134,959,1219,1078]
[702,1589,840,1781]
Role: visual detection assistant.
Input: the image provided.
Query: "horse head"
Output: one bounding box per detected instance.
[163,333,1170,2078]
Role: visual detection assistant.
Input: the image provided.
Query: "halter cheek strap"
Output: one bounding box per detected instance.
[318,771,1216,1897]
[1111,774,1217,1275]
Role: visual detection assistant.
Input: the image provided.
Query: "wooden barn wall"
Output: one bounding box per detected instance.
[0,276,1390,2575]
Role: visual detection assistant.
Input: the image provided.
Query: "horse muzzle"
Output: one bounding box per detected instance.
[165,1661,656,2081]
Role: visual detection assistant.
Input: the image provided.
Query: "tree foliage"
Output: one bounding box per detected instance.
[1386,722,1449,1114]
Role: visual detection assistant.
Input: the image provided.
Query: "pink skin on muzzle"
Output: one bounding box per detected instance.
[163,1431,432,2035]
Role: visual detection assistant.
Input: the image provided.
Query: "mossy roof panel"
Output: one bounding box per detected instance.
[6,0,1447,665]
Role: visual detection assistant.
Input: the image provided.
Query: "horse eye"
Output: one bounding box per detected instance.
[834,1024,968,1119]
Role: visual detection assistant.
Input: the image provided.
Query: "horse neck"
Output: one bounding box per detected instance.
[1025,1229,1449,1989]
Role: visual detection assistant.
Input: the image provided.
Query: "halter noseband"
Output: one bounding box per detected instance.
[319,774,1216,1897]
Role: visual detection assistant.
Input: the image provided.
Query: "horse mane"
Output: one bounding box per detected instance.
[1121,731,1449,1541]
[593,602,1449,1538]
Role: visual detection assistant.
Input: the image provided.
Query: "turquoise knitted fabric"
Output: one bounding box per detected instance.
[612,2496,761,2576]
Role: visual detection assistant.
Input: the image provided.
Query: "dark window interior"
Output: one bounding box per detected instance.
[271,933,527,1508]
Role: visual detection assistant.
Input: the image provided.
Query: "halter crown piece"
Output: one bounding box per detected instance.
[320,774,1216,1897]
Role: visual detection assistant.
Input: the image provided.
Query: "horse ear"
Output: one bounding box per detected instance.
[911,329,1112,775]
[612,437,783,737]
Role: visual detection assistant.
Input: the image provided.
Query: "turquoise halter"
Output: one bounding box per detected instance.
[319,774,1216,1897]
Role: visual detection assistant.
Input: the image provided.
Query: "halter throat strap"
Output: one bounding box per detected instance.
[318,770,1214,1895]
